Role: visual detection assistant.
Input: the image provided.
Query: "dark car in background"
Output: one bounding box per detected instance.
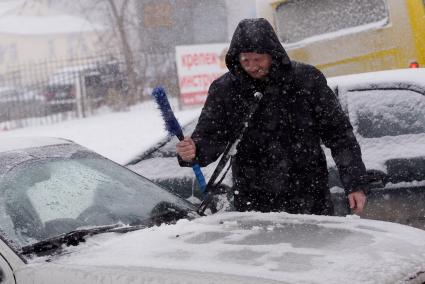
[0,86,47,123]
[44,66,103,100]
[128,68,425,229]
[128,119,218,203]
[42,66,104,112]
[327,68,425,228]
[42,61,125,113]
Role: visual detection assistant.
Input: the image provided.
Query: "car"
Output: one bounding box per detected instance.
[0,87,45,103]
[43,65,103,101]
[0,137,197,282]
[0,87,47,123]
[127,119,230,203]
[0,137,424,283]
[326,68,425,228]
[42,65,108,112]
[42,63,127,114]
[128,68,425,229]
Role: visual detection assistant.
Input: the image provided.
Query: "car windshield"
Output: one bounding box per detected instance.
[0,144,194,250]
[345,89,425,138]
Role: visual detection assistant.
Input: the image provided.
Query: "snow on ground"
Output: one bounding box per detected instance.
[0,99,201,165]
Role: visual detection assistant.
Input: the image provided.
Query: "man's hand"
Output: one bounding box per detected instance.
[348,190,366,215]
[176,137,196,162]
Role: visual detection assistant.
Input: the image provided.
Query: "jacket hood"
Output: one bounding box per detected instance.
[225,18,291,78]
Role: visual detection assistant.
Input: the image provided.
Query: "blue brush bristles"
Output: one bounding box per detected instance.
[151,86,207,196]
[152,86,184,140]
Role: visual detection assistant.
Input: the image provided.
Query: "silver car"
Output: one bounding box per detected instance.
[0,137,424,283]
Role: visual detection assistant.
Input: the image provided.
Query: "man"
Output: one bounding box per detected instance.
[176,18,368,215]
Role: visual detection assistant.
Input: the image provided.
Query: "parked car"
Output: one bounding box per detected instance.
[0,137,424,283]
[0,87,45,103]
[0,87,46,122]
[327,69,425,227]
[43,65,103,101]
[128,68,425,229]
[127,119,223,204]
[42,65,109,113]
[0,137,196,282]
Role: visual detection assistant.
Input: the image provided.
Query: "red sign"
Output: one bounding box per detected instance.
[175,44,228,107]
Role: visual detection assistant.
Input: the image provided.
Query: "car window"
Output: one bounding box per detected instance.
[345,89,425,138]
[275,0,388,43]
[0,150,193,248]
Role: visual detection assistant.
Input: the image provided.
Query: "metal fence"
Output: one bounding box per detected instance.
[0,54,128,131]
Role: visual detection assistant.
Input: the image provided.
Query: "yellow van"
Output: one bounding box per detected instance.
[257,0,425,76]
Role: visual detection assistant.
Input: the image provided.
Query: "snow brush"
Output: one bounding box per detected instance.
[151,86,207,196]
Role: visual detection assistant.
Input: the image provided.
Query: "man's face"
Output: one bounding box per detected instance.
[239,52,272,79]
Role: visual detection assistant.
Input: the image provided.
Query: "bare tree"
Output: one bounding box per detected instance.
[43,0,178,107]
[103,0,141,105]
[58,0,147,107]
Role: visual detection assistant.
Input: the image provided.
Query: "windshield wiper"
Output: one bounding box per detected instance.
[21,205,195,256]
[21,224,123,256]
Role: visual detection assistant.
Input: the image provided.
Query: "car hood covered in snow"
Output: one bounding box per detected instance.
[18,212,425,284]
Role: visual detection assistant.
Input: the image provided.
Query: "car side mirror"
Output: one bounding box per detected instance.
[366,170,387,189]
[149,201,191,226]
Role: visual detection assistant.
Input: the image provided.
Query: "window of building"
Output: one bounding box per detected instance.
[143,2,172,28]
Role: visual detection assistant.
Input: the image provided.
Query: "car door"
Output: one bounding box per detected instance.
[338,86,425,229]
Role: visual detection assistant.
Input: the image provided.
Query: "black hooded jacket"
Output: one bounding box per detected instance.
[187,18,368,214]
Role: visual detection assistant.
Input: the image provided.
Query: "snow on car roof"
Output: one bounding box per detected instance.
[325,69,425,173]
[51,212,425,283]
[327,68,425,90]
[0,136,71,153]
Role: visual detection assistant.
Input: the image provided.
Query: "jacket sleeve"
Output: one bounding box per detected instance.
[309,68,369,194]
[178,78,231,167]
